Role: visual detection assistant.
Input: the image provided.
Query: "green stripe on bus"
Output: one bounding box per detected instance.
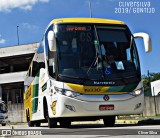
[32,72,40,113]
[105,83,138,92]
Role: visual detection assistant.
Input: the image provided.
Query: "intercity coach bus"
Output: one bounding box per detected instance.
[24,18,152,128]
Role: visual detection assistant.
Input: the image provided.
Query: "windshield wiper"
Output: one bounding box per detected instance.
[94,25,105,79]
[86,55,99,75]
[86,25,105,78]
[58,74,88,85]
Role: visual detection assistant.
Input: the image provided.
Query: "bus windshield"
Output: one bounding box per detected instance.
[54,24,140,84]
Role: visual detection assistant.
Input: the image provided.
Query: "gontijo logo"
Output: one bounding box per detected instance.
[103,95,110,101]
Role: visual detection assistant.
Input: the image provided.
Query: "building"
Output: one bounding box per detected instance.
[151,80,160,96]
[0,43,38,122]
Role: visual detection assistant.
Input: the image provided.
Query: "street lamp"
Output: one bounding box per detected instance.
[17,26,19,45]
[88,0,92,18]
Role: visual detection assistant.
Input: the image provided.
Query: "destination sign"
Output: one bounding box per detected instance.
[67,27,87,31]
[64,25,91,31]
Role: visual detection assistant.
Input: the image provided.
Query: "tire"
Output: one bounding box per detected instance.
[35,121,41,127]
[27,111,34,127]
[103,116,115,127]
[2,124,6,126]
[59,120,71,128]
[48,118,57,128]
[43,99,57,128]
[28,121,34,127]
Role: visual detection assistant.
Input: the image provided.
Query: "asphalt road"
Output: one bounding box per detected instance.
[1,123,160,138]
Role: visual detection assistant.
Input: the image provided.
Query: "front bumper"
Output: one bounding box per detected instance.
[50,93,144,118]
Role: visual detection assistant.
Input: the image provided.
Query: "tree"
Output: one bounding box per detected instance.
[149,73,160,81]
[142,72,160,96]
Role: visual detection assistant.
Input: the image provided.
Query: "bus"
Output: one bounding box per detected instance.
[24,18,152,128]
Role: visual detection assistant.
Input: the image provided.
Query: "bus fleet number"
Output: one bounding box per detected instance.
[84,88,101,92]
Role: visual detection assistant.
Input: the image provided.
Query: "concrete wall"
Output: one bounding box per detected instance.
[143,96,160,116]
[0,71,27,84]
[0,43,39,58]
[8,103,25,122]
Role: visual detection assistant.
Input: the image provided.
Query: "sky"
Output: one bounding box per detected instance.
[0,0,160,75]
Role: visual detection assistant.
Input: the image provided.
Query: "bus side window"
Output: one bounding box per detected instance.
[31,61,45,77]
[32,61,40,77]
[39,62,45,69]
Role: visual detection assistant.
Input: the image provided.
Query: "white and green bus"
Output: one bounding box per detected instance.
[24,18,152,128]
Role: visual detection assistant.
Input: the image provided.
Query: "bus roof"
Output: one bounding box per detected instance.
[51,18,125,25]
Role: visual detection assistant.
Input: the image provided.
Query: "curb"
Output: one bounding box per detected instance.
[4,119,140,126]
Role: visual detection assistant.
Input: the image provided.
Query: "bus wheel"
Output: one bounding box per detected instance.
[35,121,41,127]
[103,116,115,127]
[48,118,57,128]
[28,120,34,127]
[43,101,57,128]
[27,112,34,127]
[2,124,6,126]
[59,120,71,128]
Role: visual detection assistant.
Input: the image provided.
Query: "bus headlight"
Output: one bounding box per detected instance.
[129,89,142,96]
[54,87,80,98]
[65,90,74,97]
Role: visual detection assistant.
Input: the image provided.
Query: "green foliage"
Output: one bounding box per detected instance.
[142,72,160,95]
[149,73,160,81]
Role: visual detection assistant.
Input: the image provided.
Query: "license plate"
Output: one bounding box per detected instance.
[99,105,114,111]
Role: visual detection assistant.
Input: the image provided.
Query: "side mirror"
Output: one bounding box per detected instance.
[133,32,152,53]
[48,31,56,51]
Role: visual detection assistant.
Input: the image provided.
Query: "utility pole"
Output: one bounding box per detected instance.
[147,70,151,95]
[88,0,92,18]
[17,26,19,45]
[147,70,150,85]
